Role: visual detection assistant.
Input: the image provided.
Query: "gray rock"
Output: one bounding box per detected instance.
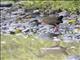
[67,55,80,60]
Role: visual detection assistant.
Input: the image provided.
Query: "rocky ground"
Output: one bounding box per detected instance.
[0,3,80,42]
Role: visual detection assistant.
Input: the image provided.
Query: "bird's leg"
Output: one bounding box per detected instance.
[54,24,59,32]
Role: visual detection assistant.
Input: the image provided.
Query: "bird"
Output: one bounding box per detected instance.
[41,15,63,36]
[42,15,63,26]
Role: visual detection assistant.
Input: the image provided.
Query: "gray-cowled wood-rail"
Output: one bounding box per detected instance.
[41,15,63,35]
[42,15,63,26]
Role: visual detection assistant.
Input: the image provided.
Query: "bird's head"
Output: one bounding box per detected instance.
[57,16,63,24]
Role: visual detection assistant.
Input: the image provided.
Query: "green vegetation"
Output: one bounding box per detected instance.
[1,34,80,60]
[16,1,80,13]
[1,0,80,12]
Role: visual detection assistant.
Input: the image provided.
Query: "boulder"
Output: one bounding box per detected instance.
[0,3,12,7]
[67,55,80,60]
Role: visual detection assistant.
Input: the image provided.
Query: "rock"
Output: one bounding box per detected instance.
[40,45,69,55]
[9,31,15,34]
[32,9,40,17]
[22,28,30,35]
[67,55,80,60]
[58,10,69,17]
[0,3,12,7]
[62,34,74,42]
[53,37,61,42]
[74,34,80,42]
[28,19,41,27]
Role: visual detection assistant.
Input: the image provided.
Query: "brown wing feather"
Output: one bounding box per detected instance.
[42,16,59,25]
